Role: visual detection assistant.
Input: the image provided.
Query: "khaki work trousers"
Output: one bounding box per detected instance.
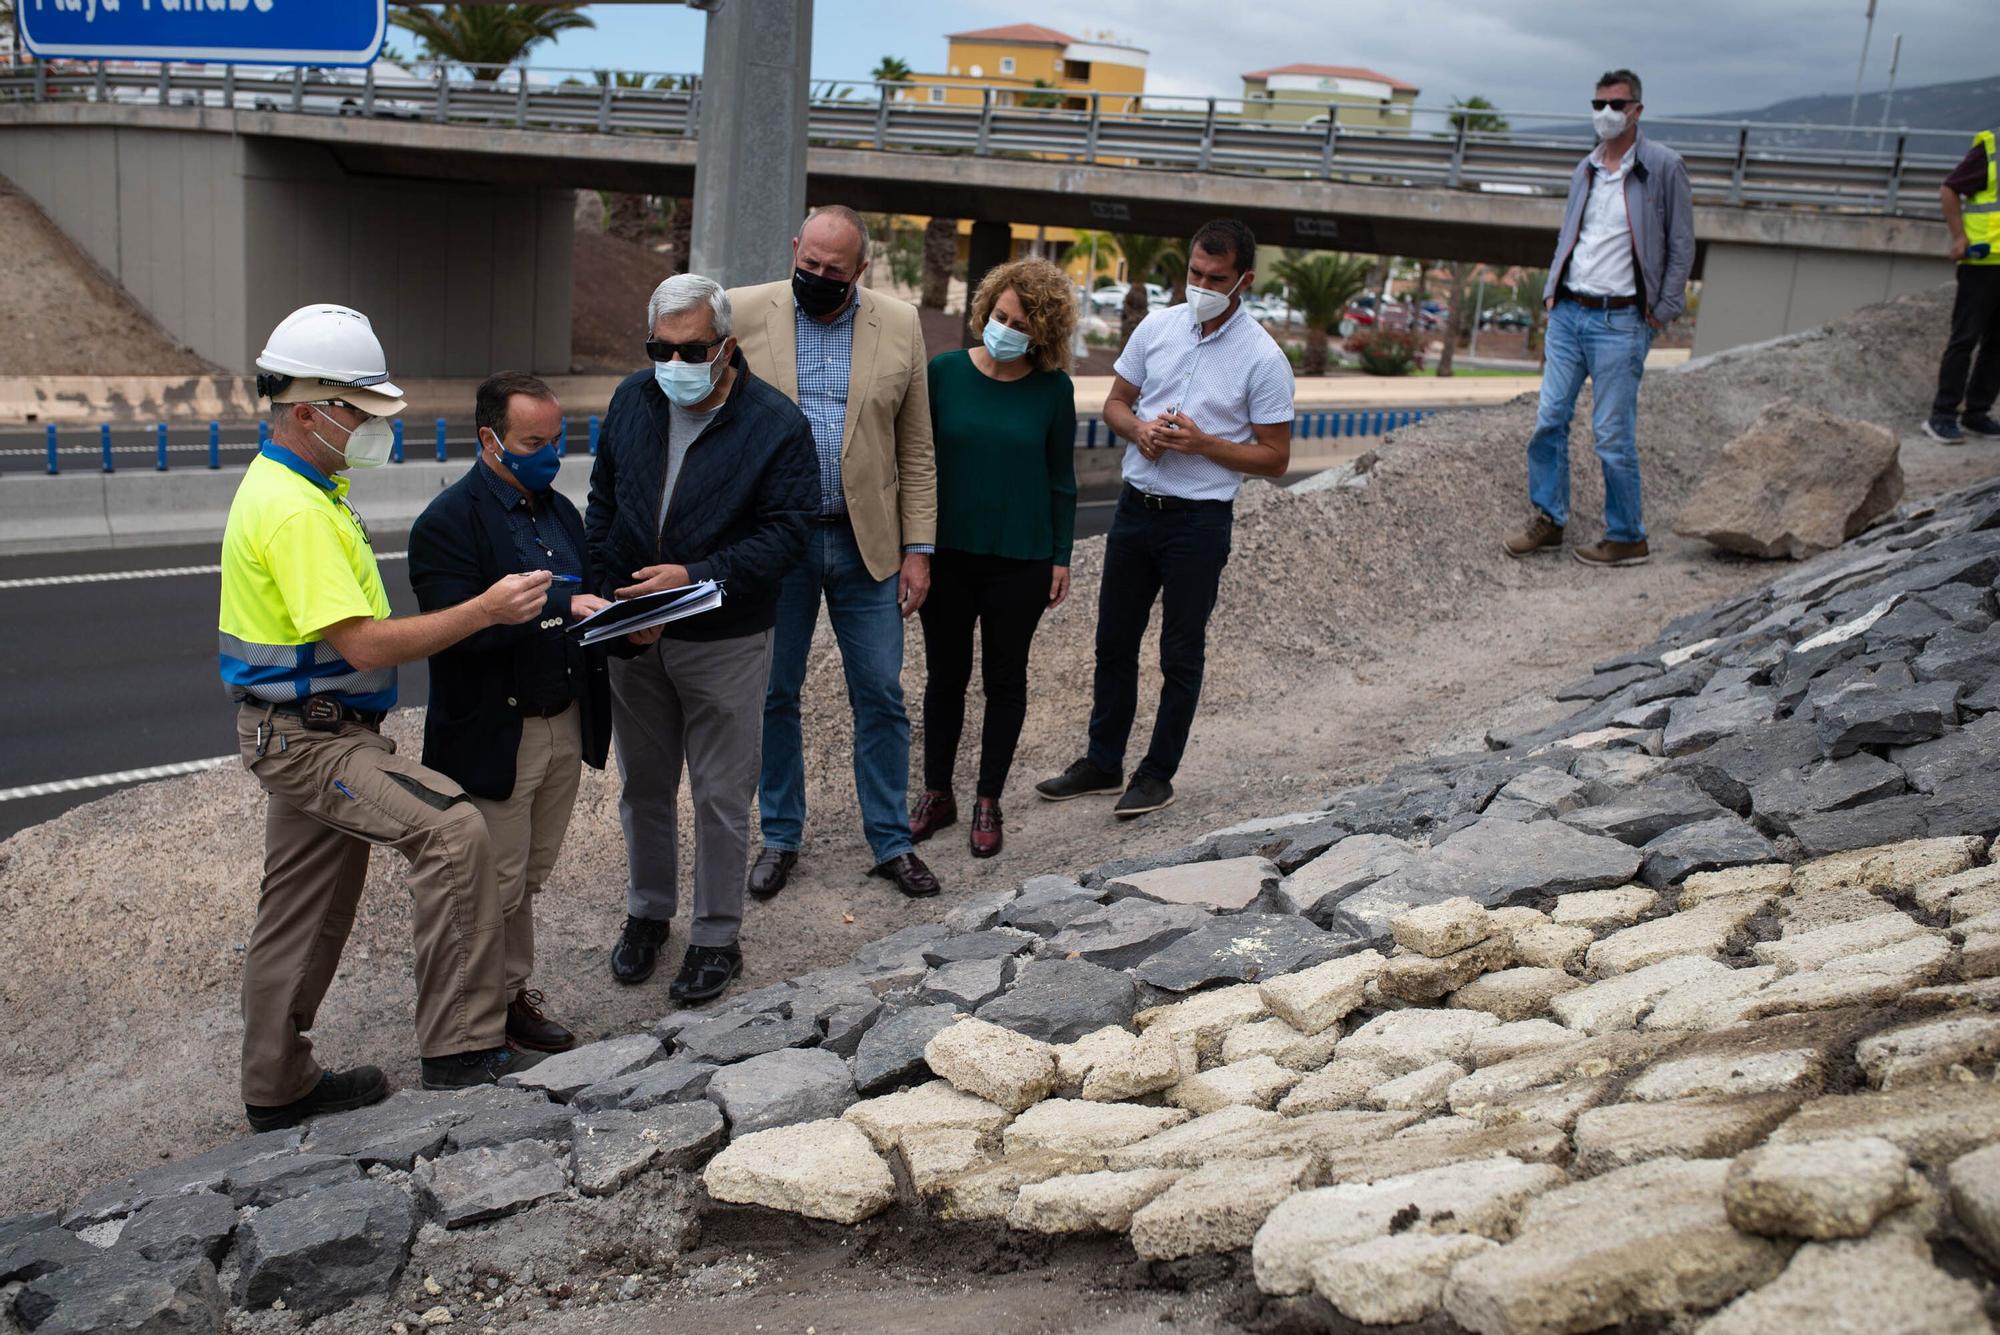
[467,703,584,996]
[235,705,505,1106]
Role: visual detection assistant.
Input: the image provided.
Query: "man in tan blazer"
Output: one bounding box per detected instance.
[731,206,943,900]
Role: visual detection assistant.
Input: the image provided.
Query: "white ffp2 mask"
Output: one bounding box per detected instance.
[1186,274,1246,325]
[311,405,395,470]
[1592,107,1629,141]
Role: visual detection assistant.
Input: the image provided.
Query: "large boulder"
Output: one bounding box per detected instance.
[1674,399,1903,560]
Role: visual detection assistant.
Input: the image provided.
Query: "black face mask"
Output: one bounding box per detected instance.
[792,267,853,319]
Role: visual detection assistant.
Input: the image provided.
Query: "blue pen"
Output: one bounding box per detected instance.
[550,574,582,584]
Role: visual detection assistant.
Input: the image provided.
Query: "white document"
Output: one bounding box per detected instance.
[569,580,723,646]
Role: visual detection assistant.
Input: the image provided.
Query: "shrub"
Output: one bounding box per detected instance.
[1350,327,1425,376]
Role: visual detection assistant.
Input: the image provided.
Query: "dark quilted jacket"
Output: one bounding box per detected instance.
[584,353,819,641]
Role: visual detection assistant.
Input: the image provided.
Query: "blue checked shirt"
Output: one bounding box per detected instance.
[794,298,933,553]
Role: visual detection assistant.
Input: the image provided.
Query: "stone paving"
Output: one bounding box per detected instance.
[8,476,2000,1331]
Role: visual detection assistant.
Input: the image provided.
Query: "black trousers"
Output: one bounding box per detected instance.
[1934,263,2000,418]
[1086,488,1233,785]
[919,549,1051,799]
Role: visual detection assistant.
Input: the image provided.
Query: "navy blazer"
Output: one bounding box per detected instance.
[408,462,612,801]
[584,352,818,641]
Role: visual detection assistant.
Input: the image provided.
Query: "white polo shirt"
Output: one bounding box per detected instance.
[1568,145,1638,298]
[1114,302,1296,502]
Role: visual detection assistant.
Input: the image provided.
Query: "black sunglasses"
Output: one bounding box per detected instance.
[1590,98,1635,111]
[645,336,725,363]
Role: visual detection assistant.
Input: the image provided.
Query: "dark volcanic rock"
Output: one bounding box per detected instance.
[1813,679,1961,757]
[1363,818,1643,911]
[852,1003,961,1092]
[1638,816,1782,888]
[1047,899,1209,969]
[704,1048,856,1138]
[975,958,1137,1043]
[1130,914,1357,992]
[1559,776,1727,846]
[111,1192,238,1267]
[16,1256,223,1335]
[1747,753,1908,834]
[1789,794,1935,858]
[233,1179,418,1316]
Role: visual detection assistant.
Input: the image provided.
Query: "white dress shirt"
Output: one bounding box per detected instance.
[1568,146,1638,298]
[1113,303,1295,502]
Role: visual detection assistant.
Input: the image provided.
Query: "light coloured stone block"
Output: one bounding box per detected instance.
[897,1128,992,1195]
[1129,1154,1314,1260]
[1680,864,1792,906]
[702,1119,895,1224]
[1337,1008,1500,1074]
[1101,1105,1283,1170]
[1642,966,1780,1032]
[1586,895,1772,976]
[1390,896,1497,957]
[1134,984,1271,1060]
[1468,1018,1580,1066]
[925,1017,1060,1114]
[1449,967,1584,1021]
[1310,1233,1498,1325]
[1551,885,1659,929]
[1627,1049,1827,1102]
[1744,935,1953,1018]
[1573,1095,1803,1174]
[1378,935,1514,1002]
[1788,836,1984,898]
[1551,956,1732,1034]
[1111,856,1278,911]
[1753,912,1927,975]
[1366,1061,1466,1113]
[1220,1016,1343,1071]
[1695,1231,1990,1335]
[1001,1099,1189,1157]
[1168,1056,1301,1115]
[1855,1015,2000,1089]
[1275,1058,1389,1116]
[841,1079,1014,1153]
[1079,1029,1184,1102]
[1911,863,2000,919]
[1257,952,1386,1035]
[1509,920,1595,972]
[1723,1136,1919,1239]
[1946,1142,2000,1266]
[933,1150,1107,1221]
[1006,1168,1182,1234]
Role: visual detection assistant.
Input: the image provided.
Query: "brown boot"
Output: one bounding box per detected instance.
[505,989,576,1053]
[1502,510,1564,557]
[969,797,1003,859]
[1573,538,1651,567]
[909,789,958,843]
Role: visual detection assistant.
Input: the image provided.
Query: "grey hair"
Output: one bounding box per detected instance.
[1596,68,1642,103]
[646,273,732,337]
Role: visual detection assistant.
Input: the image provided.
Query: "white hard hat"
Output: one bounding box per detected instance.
[257,304,406,415]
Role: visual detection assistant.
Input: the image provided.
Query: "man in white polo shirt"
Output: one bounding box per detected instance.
[1037,218,1294,818]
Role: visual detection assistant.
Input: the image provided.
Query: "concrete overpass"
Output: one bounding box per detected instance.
[0,83,1957,376]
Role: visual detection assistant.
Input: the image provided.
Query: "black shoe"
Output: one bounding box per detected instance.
[1964,412,2000,439]
[1924,415,1966,444]
[611,915,671,986]
[419,1045,547,1091]
[869,851,942,898]
[245,1066,388,1133]
[747,848,798,900]
[669,943,743,1005]
[1114,774,1176,820]
[1035,757,1124,802]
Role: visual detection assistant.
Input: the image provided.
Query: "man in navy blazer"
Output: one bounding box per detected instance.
[409,372,614,1053]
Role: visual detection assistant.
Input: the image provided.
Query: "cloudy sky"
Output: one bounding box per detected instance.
[528,0,1995,118]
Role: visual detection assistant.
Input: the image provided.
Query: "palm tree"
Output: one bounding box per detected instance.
[1272,250,1372,375]
[1069,229,1117,288]
[1435,260,1475,377]
[920,217,958,310]
[389,4,594,80]
[1448,96,1510,135]
[1506,267,1551,359]
[1108,233,1185,350]
[871,56,912,85]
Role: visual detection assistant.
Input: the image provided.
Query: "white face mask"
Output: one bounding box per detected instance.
[310,405,395,470]
[1592,106,1629,142]
[1186,273,1246,325]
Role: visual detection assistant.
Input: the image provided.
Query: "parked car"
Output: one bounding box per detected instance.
[1479,306,1532,331]
[106,59,428,118]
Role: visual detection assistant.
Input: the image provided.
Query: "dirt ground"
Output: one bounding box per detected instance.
[0,177,215,376]
[569,230,679,374]
[0,289,1989,1255]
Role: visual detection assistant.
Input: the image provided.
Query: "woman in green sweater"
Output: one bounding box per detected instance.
[909,258,1079,858]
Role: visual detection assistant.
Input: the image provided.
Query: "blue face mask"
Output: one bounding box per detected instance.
[982,318,1032,363]
[654,357,718,407]
[487,430,561,491]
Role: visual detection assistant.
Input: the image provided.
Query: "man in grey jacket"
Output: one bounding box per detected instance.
[1503,68,1694,568]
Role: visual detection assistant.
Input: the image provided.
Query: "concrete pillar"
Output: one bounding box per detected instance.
[961,220,1013,348]
[688,0,812,289]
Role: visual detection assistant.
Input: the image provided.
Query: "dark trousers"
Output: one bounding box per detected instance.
[919,549,1051,799]
[1086,489,1233,785]
[1934,264,2000,418]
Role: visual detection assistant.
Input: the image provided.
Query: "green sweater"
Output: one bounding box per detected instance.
[927,350,1078,565]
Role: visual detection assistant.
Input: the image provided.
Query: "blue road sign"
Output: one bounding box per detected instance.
[18,1,387,67]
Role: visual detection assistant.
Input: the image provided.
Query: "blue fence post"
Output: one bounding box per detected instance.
[208,420,220,469]
[557,418,569,456]
[155,423,169,471]
[391,418,405,463]
[1086,418,1099,449]
[45,424,59,475]
[258,421,270,449]
[435,418,448,463]
[588,415,601,456]
[101,423,115,473]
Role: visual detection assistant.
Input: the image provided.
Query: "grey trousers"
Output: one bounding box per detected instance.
[609,629,772,947]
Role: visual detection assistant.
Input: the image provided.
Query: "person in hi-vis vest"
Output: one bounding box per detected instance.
[1925,128,2000,444]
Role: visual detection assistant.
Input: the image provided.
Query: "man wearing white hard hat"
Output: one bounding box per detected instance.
[220,303,553,1130]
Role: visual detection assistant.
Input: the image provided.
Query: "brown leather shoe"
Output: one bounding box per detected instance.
[1502,511,1564,557]
[869,851,942,898]
[505,989,577,1053]
[1573,538,1651,567]
[747,847,798,900]
[909,789,958,843]
[969,797,1003,858]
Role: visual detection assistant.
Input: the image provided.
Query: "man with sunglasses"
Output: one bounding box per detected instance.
[1504,68,1694,568]
[408,372,620,1055]
[587,275,817,1004]
[221,305,555,1131]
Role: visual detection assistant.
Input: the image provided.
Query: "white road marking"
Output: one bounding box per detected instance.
[0,755,237,804]
[0,551,407,590]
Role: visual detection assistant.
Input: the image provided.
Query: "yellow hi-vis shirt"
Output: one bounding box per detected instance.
[217,445,396,710]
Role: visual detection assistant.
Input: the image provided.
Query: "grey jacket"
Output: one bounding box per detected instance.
[1542,132,1696,324]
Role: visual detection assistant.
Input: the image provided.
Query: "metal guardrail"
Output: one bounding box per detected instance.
[0,61,1964,218]
[25,409,1438,475]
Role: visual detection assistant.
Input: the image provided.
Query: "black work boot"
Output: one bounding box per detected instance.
[245,1066,388,1133]
[668,943,743,1005]
[420,1045,546,1091]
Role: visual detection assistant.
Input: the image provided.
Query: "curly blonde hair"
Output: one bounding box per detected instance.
[970,258,1077,374]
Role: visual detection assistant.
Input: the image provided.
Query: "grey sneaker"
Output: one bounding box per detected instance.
[1924,415,1966,444]
[1113,774,1176,819]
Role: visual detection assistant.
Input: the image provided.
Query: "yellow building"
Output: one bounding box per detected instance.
[908,22,1147,114]
[1239,63,1419,130]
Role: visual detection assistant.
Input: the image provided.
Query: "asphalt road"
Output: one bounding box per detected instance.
[0,475,1181,839]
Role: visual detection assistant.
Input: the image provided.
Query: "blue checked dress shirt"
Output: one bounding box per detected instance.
[793,298,932,554]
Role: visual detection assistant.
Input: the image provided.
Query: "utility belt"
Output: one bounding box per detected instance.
[242,696,387,731]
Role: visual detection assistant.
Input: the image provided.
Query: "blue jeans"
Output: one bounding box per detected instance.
[759,521,912,865]
[1527,299,1655,544]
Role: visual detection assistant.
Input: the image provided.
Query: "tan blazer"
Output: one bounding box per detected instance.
[729,281,936,582]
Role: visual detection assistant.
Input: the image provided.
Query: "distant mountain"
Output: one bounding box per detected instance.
[1524,75,1997,156]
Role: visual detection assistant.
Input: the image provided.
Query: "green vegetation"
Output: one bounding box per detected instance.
[1271,250,1372,376]
[389,4,594,79]
[1107,233,1185,350]
[1448,95,1509,135]
[871,56,912,84]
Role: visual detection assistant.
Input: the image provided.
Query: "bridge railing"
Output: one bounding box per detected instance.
[0,60,1966,218]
